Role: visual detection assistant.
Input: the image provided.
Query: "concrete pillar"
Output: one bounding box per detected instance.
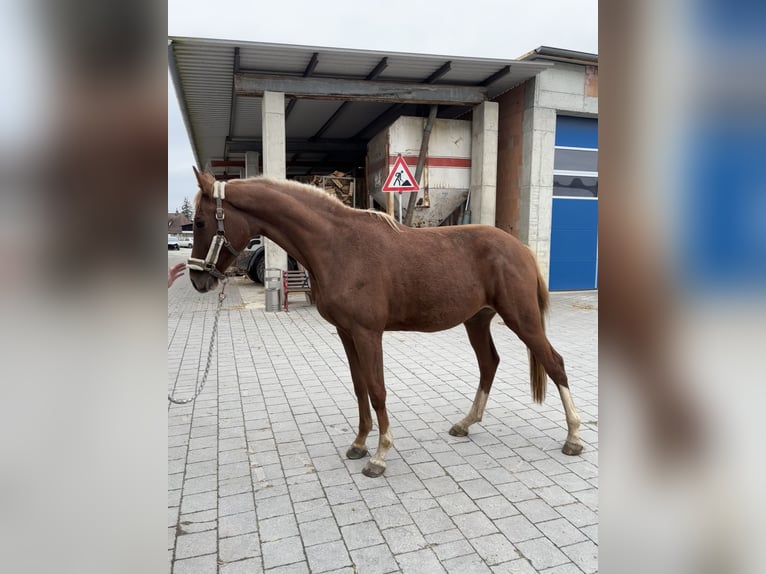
[469,101,499,226]
[244,151,259,178]
[261,91,288,272]
[518,82,556,282]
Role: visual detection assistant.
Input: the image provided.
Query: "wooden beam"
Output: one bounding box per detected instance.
[234,73,488,105]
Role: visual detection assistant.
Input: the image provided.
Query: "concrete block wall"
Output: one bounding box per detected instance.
[515,63,598,283]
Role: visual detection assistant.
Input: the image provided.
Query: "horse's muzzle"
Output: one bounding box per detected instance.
[189,270,218,293]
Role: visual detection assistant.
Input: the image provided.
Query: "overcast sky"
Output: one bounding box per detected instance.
[168,0,598,211]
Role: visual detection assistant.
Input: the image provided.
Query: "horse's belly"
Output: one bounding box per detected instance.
[386,291,487,332]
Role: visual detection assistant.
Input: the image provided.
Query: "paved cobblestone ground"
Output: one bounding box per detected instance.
[168,252,598,573]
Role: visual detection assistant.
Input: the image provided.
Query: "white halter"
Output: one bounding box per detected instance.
[187,181,240,280]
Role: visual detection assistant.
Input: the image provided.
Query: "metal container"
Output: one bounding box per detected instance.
[265,286,280,312]
[264,268,283,312]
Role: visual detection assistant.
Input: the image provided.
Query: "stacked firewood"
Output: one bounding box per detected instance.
[296,171,355,207]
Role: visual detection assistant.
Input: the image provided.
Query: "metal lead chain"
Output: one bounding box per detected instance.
[168,284,227,405]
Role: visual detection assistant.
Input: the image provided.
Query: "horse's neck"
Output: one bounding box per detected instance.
[230,179,336,275]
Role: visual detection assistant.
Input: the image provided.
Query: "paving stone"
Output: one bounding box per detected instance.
[475,495,520,520]
[263,562,309,574]
[469,532,520,565]
[371,503,415,531]
[387,472,426,494]
[360,485,399,509]
[515,537,569,570]
[536,518,588,547]
[349,544,399,574]
[219,557,264,574]
[219,533,261,562]
[381,524,428,554]
[340,520,384,550]
[495,515,543,543]
[452,511,499,538]
[293,497,333,524]
[324,484,362,505]
[258,514,299,542]
[411,507,455,535]
[442,552,493,573]
[299,517,341,546]
[183,475,218,495]
[288,479,325,502]
[422,475,461,497]
[555,502,598,528]
[437,491,480,516]
[255,494,293,520]
[305,540,351,573]
[395,548,447,574]
[173,553,217,574]
[459,478,501,499]
[181,491,217,515]
[495,481,537,503]
[516,498,560,523]
[432,537,475,561]
[398,488,440,511]
[539,563,585,574]
[175,530,217,559]
[262,536,305,569]
[580,524,598,544]
[219,510,257,538]
[490,558,538,573]
[219,492,255,516]
[561,540,598,573]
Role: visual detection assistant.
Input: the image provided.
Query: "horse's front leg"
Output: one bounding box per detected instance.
[337,329,372,459]
[352,329,392,478]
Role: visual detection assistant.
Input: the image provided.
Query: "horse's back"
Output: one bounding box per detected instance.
[375,225,539,330]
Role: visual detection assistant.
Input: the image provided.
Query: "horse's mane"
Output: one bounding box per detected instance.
[230,176,402,233]
[366,209,401,232]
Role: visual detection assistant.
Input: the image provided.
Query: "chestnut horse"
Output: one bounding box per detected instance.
[188,169,583,478]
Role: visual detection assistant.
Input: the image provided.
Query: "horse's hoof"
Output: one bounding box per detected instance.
[448,424,468,437]
[362,461,386,478]
[562,441,583,456]
[346,446,369,460]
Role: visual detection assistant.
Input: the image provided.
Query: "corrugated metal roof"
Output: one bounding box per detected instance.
[169,36,551,177]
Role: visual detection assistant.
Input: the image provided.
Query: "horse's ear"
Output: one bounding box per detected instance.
[192,166,215,196]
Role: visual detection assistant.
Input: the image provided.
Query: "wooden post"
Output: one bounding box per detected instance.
[403,105,438,226]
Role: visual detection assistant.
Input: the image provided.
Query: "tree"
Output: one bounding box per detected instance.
[180,197,193,220]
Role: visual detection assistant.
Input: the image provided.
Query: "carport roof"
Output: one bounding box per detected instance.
[169,36,551,178]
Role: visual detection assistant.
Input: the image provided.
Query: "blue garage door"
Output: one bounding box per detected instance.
[549,116,598,290]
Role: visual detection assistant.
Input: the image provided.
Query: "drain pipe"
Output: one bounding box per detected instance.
[461,187,472,224]
[403,105,438,226]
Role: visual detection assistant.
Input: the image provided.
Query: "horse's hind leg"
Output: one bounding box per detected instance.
[449,309,499,437]
[525,332,582,455]
[499,306,583,456]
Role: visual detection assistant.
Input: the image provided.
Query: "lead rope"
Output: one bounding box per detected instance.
[168,282,227,405]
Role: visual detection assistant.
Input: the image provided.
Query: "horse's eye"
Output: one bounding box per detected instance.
[195,221,204,229]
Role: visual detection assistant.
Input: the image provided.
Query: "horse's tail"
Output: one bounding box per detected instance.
[529,264,549,404]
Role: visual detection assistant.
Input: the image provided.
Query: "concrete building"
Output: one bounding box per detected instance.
[169,39,598,290]
[498,47,599,290]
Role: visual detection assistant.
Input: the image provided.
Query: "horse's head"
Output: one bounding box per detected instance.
[188,167,250,293]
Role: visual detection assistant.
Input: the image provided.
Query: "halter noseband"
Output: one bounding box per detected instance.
[187,181,241,280]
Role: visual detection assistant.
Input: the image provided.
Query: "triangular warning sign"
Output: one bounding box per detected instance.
[382,154,421,192]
